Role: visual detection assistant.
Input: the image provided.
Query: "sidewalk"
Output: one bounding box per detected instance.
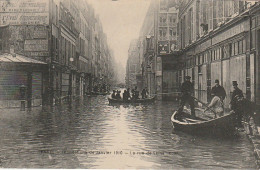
[242,108,260,168]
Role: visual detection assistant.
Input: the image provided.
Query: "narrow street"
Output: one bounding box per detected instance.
[0,96,256,169]
[0,0,260,169]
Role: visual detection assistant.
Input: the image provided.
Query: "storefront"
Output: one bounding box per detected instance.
[0,53,47,108]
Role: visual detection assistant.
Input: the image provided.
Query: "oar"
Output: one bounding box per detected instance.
[191,96,217,118]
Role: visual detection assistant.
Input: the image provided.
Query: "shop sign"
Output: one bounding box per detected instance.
[212,20,249,45]
[0,0,49,13]
[33,26,47,39]
[0,13,49,26]
[158,41,169,54]
[24,39,48,52]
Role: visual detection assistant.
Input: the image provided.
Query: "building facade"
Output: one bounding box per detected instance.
[131,0,259,107]
[176,0,258,108]
[0,0,116,107]
[126,39,142,90]
[131,0,179,99]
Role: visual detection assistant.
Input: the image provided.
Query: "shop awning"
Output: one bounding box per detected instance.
[0,53,47,65]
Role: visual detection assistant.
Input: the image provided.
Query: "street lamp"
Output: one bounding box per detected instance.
[147,65,152,96]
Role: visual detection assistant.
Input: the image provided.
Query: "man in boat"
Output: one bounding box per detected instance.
[116,90,121,99]
[135,90,140,99]
[211,79,226,101]
[204,91,224,117]
[131,88,136,99]
[132,86,139,100]
[123,90,128,101]
[141,88,149,99]
[230,81,244,127]
[111,90,116,99]
[177,76,195,117]
[126,88,131,100]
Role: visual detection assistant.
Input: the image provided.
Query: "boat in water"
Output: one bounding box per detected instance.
[86,92,110,96]
[108,96,155,104]
[171,109,237,136]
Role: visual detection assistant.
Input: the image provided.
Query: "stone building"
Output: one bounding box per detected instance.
[133,0,179,99]
[126,39,141,90]
[133,0,259,106]
[176,0,258,108]
[0,0,115,107]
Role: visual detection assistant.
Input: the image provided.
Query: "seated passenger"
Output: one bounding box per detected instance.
[123,90,128,101]
[141,88,148,99]
[204,92,224,117]
[111,90,116,99]
[116,90,121,99]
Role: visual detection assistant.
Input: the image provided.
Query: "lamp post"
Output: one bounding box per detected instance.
[147,65,151,95]
[69,57,74,100]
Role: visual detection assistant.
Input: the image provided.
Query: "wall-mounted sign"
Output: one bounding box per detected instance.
[24,39,48,52]
[158,41,169,54]
[33,26,47,39]
[212,20,249,45]
[0,13,49,26]
[0,0,49,26]
[0,0,49,13]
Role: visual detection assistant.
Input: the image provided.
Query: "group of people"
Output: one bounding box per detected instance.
[178,75,252,126]
[111,86,149,101]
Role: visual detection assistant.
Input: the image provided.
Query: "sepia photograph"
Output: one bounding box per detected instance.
[0,0,260,169]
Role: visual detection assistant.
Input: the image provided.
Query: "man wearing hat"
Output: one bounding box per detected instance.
[178,76,195,117]
[111,90,116,99]
[211,79,226,101]
[230,81,244,127]
[230,81,243,108]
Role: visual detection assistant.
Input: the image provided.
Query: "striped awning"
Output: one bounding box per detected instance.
[0,53,47,65]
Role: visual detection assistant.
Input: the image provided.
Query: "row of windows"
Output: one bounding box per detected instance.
[159,27,177,38]
[159,15,177,24]
[52,36,59,62]
[60,36,76,66]
[185,38,247,67]
[179,1,254,48]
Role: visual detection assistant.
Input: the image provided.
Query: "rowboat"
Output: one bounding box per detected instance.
[171,109,237,136]
[86,92,110,96]
[108,96,155,104]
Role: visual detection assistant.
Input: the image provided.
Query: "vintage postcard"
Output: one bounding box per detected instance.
[0,0,259,169]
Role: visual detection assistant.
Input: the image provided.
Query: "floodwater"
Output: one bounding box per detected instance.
[0,95,257,169]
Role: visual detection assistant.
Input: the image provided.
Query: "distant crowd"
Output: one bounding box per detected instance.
[111,86,149,101]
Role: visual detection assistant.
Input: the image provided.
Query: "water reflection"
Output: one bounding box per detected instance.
[0,96,256,169]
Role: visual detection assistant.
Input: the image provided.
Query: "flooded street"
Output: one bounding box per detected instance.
[0,96,257,169]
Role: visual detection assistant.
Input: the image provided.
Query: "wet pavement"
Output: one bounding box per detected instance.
[0,95,257,169]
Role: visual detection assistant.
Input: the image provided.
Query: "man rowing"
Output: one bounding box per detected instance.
[177,76,195,117]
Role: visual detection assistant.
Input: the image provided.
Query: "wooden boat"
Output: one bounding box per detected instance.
[86,92,110,96]
[108,96,155,104]
[171,109,237,136]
